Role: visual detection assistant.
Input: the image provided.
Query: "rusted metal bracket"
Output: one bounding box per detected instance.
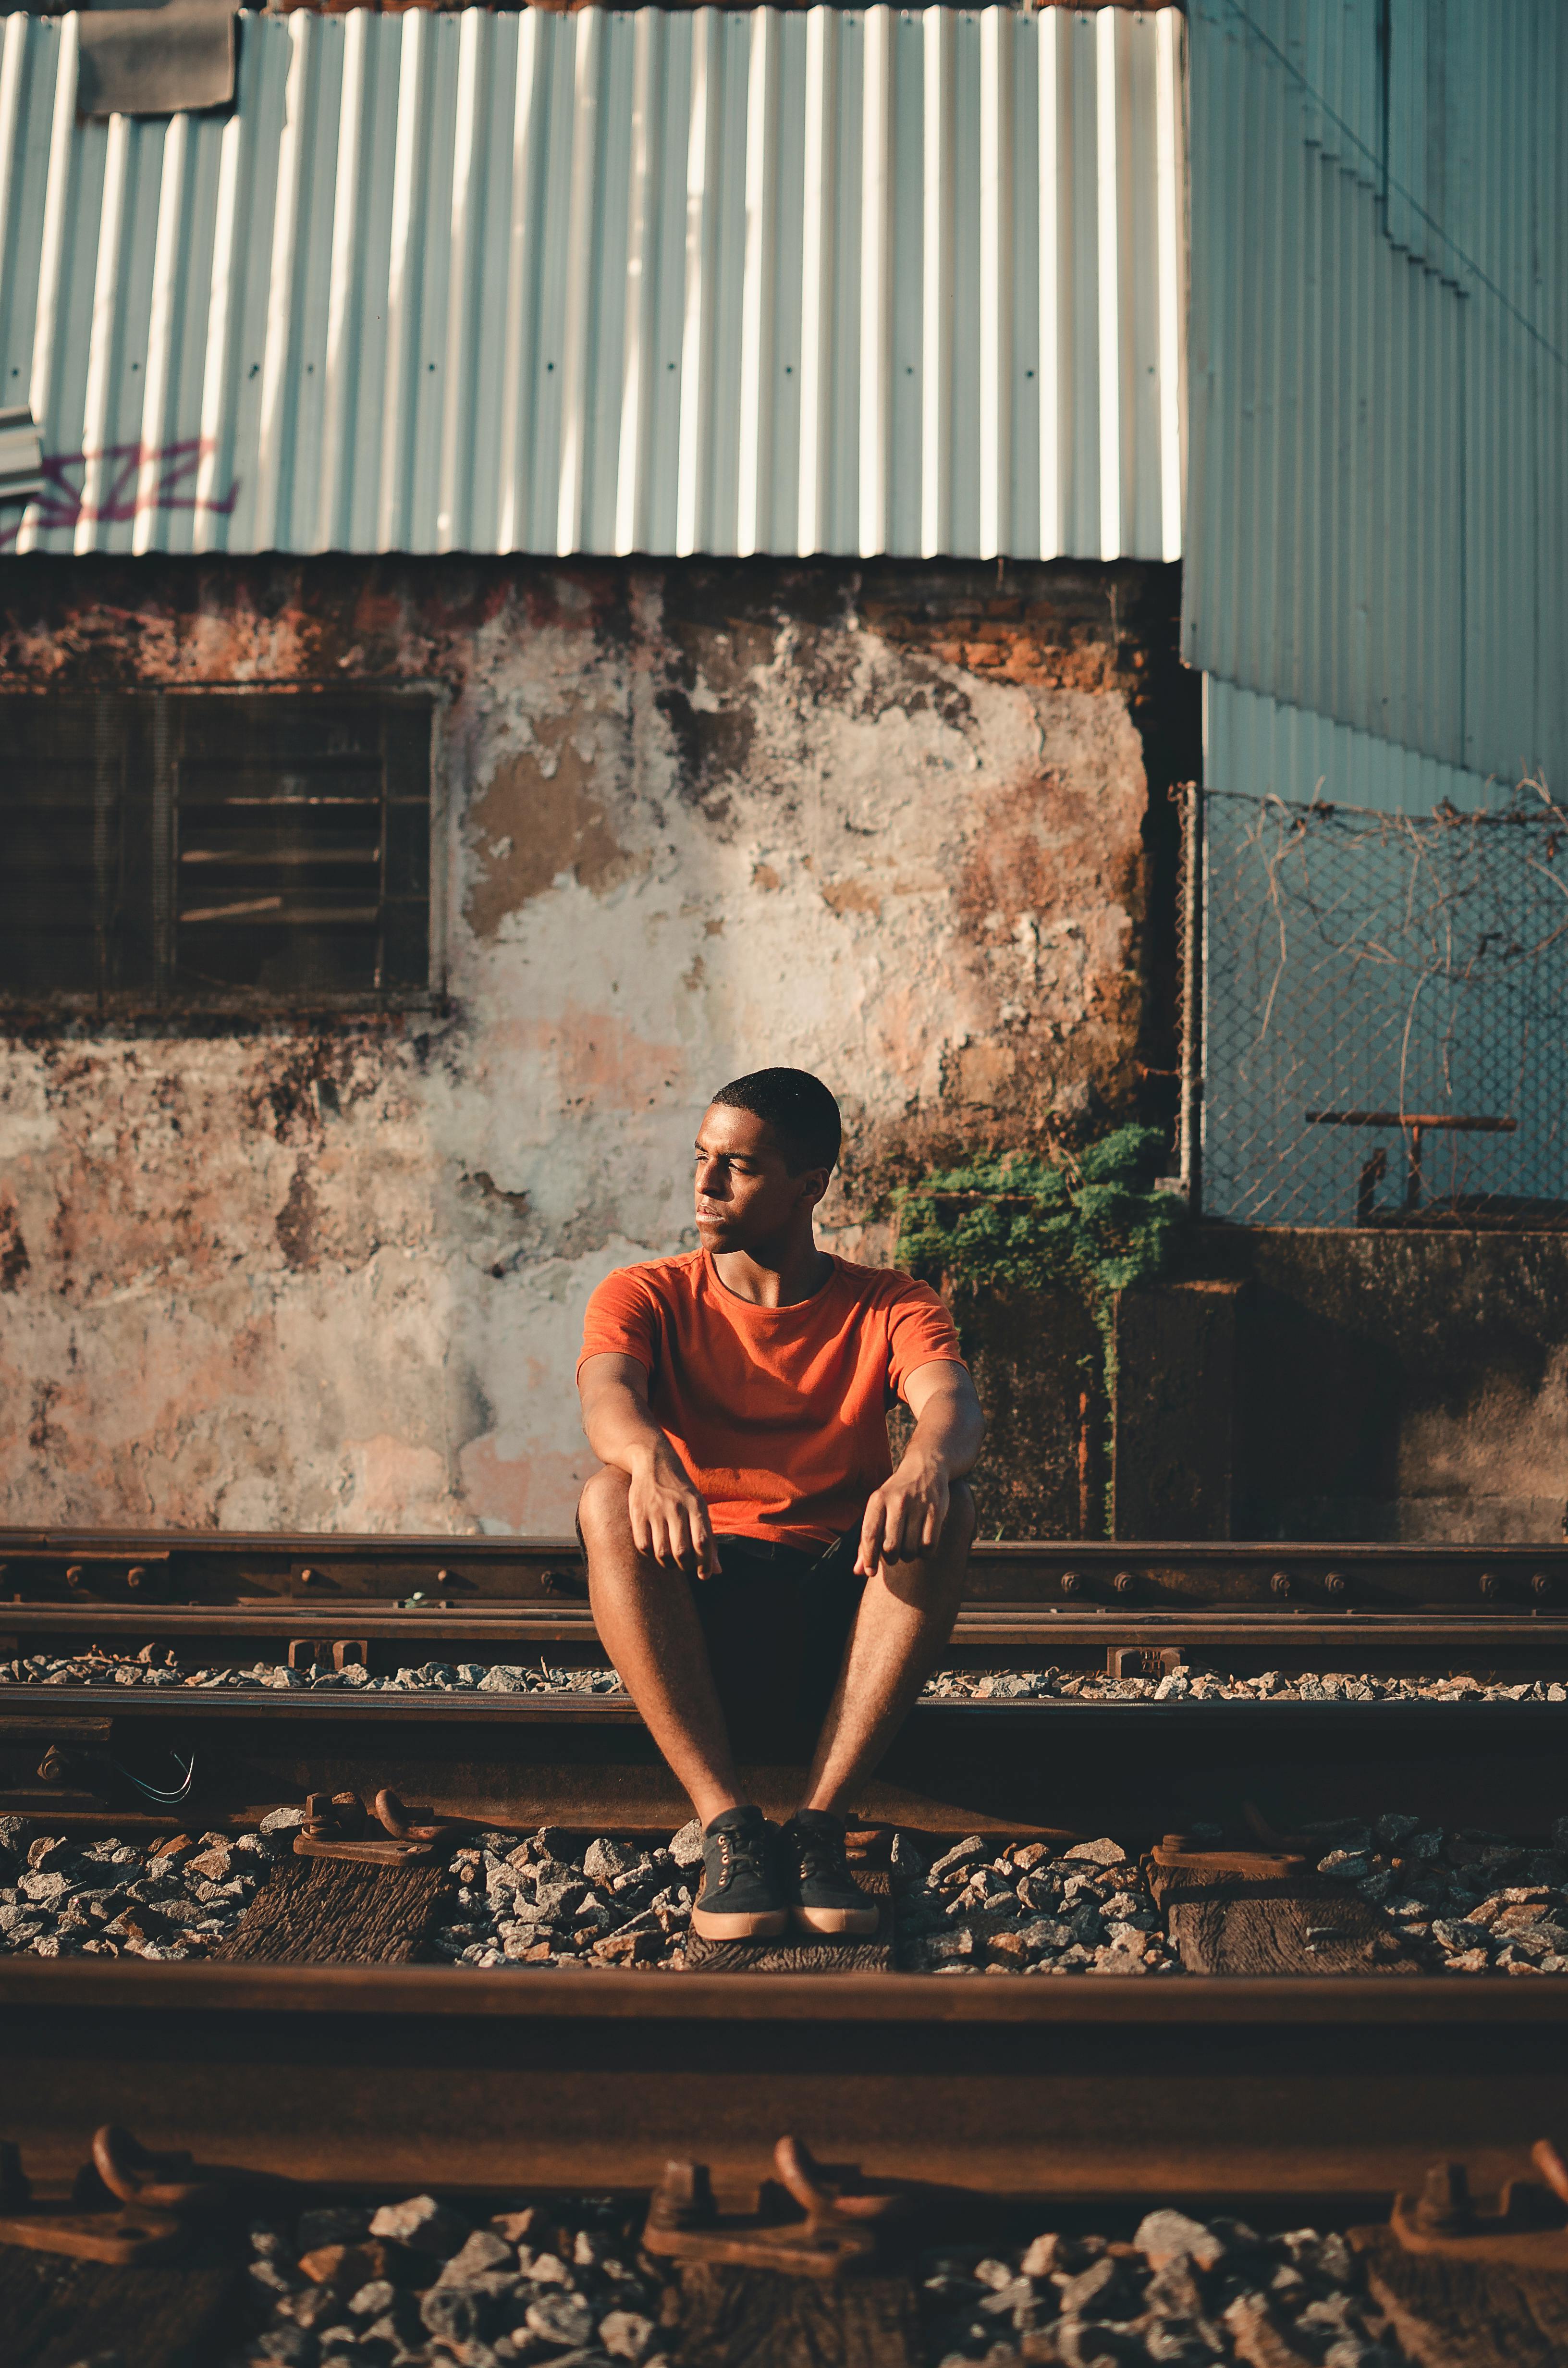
[0,2125,225,2264]
[642,2137,911,2278]
[293,1785,459,1866]
[1148,1834,1308,1881]
[1106,1645,1185,1679]
[1365,2142,1568,2270]
[286,1637,369,1674]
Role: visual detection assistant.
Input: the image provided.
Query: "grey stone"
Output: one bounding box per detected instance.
[1135,2208,1226,2272]
[259,1806,306,1835]
[1020,1919,1076,1954]
[438,2228,515,2282]
[369,2193,472,2257]
[348,2281,397,2319]
[598,2311,655,2359]
[1062,1838,1126,1867]
[928,1836,988,1880]
[1018,2234,1065,2278]
[527,2293,597,2347]
[668,1821,705,1868]
[583,1838,634,1884]
[249,2329,318,2367]
[422,2283,501,2343]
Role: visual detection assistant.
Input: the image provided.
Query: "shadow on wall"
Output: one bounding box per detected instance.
[1196,1227,1568,1543]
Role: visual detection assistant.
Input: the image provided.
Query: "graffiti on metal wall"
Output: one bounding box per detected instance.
[0,438,239,552]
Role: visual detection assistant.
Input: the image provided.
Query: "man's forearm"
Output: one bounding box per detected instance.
[900,1396,984,1483]
[583,1385,686,1480]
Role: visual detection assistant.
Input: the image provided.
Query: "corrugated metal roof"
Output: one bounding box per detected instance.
[1183,0,1568,789]
[0,3,1186,560]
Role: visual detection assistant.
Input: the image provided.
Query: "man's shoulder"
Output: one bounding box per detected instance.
[591,1250,704,1304]
[829,1256,944,1310]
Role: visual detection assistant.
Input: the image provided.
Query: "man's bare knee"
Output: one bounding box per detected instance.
[577,1464,631,1544]
[942,1477,977,1554]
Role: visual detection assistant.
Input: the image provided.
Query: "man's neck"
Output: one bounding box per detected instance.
[709,1234,833,1308]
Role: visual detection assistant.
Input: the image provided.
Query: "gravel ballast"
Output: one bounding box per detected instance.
[4,1651,1566,1701]
[0,1812,270,1959]
[234,2189,672,2368]
[225,2188,1415,2368]
[915,2208,1410,2366]
[8,1814,1568,1976]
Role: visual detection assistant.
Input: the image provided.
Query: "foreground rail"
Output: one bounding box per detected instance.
[2,1958,1567,2207]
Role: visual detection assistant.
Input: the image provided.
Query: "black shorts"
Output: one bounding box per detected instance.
[578,1519,866,1743]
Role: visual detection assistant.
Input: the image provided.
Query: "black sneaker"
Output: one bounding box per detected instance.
[782,1809,880,1936]
[690,1806,788,1940]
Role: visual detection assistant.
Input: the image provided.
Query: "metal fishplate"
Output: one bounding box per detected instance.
[293,1786,459,1867]
[642,2137,908,2277]
[1375,2143,1568,2270]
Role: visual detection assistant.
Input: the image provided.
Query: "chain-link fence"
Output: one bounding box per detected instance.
[1181,785,1568,1228]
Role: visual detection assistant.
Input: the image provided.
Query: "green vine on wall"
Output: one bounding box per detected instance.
[893,1126,1187,1533]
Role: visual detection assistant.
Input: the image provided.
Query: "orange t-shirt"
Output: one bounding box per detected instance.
[577,1250,965,1547]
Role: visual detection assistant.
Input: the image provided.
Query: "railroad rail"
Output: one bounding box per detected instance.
[4,1532,1568,1657]
[2,1958,1567,2208]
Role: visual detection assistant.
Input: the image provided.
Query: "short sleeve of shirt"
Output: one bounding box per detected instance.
[882,1274,966,1397]
[578,1265,662,1381]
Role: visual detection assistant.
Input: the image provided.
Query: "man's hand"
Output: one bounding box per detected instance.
[856,1454,950,1577]
[578,1352,723,1579]
[628,1450,723,1579]
[855,1359,985,1579]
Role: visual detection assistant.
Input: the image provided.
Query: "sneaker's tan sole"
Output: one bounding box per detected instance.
[792,1904,881,1936]
[691,1904,789,1939]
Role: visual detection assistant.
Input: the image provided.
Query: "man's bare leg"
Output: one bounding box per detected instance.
[800,1481,975,1816]
[577,1464,742,1829]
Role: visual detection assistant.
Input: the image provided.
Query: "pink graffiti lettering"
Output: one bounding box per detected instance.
[0,436,240,552]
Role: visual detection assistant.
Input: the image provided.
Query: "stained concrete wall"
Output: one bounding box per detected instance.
[0,556,1190,1537]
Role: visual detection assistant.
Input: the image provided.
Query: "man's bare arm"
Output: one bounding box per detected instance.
[578,1351,722,1577]
[856,1360,985,1579]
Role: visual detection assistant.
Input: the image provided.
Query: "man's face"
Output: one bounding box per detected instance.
[693,1103,824,1252]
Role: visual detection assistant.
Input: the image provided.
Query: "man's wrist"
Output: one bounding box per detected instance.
[896,1444,951,1486]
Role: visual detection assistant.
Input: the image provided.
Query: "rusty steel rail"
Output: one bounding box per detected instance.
[1,1957,1566,2207]
[5,1531,1568,1680]
[3,1529,1567,1611]
[4,1686,1568,1837]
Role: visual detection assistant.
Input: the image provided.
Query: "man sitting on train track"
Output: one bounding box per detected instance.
[576,1066,984,1945]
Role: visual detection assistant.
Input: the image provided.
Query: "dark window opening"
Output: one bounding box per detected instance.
[0,691,435,1015]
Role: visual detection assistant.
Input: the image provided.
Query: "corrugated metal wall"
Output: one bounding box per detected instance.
[1185,0,1568,790]
[1205,678,1494,817]
[0,3,1185,561]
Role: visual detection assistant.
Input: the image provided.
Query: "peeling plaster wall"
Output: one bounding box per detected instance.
[0,557,1189,1535]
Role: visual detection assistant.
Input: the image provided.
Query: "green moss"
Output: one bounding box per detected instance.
[893,1126,1186,1532]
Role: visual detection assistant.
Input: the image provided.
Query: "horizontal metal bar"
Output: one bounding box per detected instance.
[0,1960,1564,2202]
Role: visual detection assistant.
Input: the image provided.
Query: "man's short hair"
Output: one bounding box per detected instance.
[711,1068,842,1175]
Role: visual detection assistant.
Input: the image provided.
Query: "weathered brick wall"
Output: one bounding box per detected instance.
[0,555,1191,1536]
